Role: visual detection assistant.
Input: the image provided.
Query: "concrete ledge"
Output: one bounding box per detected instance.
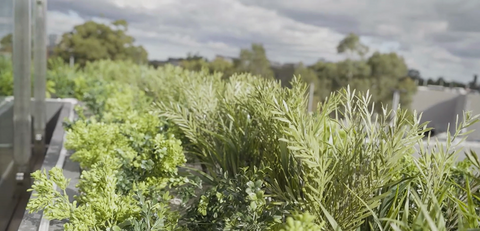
[17,100,77,231]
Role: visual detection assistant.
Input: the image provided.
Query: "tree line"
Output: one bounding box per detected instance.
[408,69,479,90]
[2,19,470,111]
[0,20,148,66]
[170,33,418,112]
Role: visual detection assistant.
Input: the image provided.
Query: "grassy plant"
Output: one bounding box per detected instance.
[25,59,480,230]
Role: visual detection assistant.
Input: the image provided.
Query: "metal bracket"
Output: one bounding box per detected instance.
[16,172,24,182]
[0,143,12,148]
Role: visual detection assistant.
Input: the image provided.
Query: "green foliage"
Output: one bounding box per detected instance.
[294,63,317,84]
[0,33,12,53]
[46,57,79,98]
[209,57,235,78]
[309,39,417,112]
[237,43,274,79]
[0,56,13,95]
[183,169,287,230]
[118,191,181,231]
[154,33,419,115]
[29,113,186,230]
[29,118,186,229]
[0,56,56,97]
[27,62,187,230]
[367,51,410,106]
[397,76,418,109]
[337,33,369,58]
[155,62,480,230]
[180,58,209,72]
[25,59,480,231]
[181,56,236,79]
[54,20,148,66]
[279,212,325,231]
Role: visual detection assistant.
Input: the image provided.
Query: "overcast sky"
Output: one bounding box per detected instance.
[42,0,480,83]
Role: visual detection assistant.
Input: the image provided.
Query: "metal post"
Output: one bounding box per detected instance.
[69,54,74,67]
[13,0,32,181]
[34,0,47,159]
[391,89,400,126]
[307,82,314,112]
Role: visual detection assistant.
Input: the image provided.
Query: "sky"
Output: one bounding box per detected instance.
[2,0,480,83]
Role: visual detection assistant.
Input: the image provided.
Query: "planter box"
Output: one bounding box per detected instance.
[0,98,77,231]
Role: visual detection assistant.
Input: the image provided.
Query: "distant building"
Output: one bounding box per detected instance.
[148,58,185,68]
[411,85,480,141]
[164,58,184,66]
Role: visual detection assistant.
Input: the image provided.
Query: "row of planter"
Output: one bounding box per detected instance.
[18,59,480,230]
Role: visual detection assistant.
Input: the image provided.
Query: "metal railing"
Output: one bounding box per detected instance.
[12,0,47,183]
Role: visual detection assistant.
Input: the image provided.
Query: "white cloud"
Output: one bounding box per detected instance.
[100,0,346,63]
[45,0,480,83]
[0,17,12,24]
[47,11,84,35]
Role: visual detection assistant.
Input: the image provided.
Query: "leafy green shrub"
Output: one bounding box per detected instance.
[46,57,78,98]
[27,68,187,230]
[0,56,13,95]
[157,64,480,230]
[279,212,324,231]
[25,59,480,230]
[182,168,288,230]
[28,114,187,230]
[0,56,57,97]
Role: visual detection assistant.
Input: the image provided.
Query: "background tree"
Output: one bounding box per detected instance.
[367,51,413,110]
[335,59,371,91]
[209,57,235,79]
[295,63,326,108]
[470,74,478,89]
[236,43,274,79]
[337,33,369,59]
[54,20,148,66]
[0,33,12,53]
[308,33,417,112]
[407,69,425,85]
[452,81,466,88]
[272,63,296,87]
[407,69,421,79]
[310,61,337,92]
[439,77,446,86]
[397,77,418,109]
[180,55,235,79]
[180,54,209,72]
[335,33,370,92]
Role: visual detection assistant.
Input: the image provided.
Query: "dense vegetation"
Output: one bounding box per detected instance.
[53,20,148,66]
[4,19,474,111]
[2,57,476,230]
[176,34,419,113]
[1,19,480,230]
[0,20,147,67]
